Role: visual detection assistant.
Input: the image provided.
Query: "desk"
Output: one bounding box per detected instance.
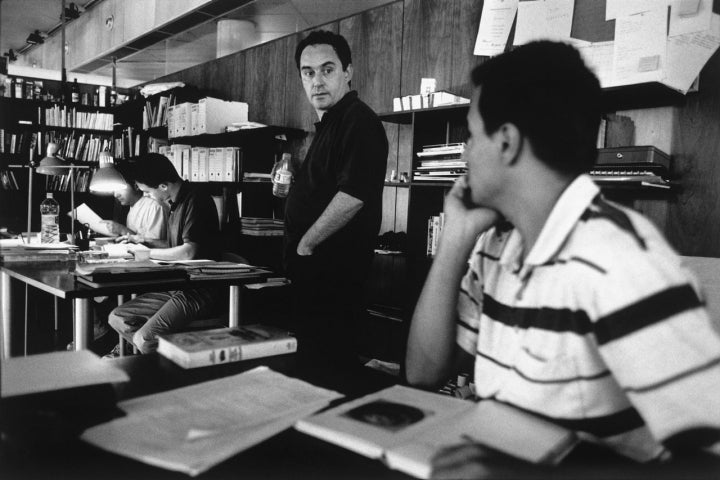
[0,261,270,358]
[1,354,718,480]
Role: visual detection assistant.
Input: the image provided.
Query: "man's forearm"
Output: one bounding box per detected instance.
[406,234,478,389]
[298,191,363,254]
[149,242,197,261]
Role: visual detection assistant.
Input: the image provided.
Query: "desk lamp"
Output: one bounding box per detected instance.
[89,151,126,193]
[36,142,86,245]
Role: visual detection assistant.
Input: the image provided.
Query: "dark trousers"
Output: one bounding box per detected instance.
[286,246,374,365]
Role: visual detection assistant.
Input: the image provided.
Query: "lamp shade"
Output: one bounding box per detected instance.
[89,151,127,193]
[37,143,69,175]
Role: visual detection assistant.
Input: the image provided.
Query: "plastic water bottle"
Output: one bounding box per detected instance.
[272,153,293,198]
[40,193,60,243]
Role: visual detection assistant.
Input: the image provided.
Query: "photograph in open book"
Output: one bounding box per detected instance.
[343,400,430,432]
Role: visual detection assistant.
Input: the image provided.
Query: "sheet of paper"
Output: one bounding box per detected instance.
[514,1,547,45]
[612,7,668,86]
[70,203,114,237]
[664,13,720,93]
[606,0,668,20]
[81,367,342,476]
[473,0,518,56]
[577,41,616,88]
[1,350,129,397]
[513,0,574,46]
[669,0,712,37]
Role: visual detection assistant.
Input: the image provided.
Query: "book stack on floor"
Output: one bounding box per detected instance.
[158,324,297,369]
[295,385,577,479]
[413,143,466,183]
[240,217,284,236]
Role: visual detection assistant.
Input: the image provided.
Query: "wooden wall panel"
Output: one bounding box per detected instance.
[339,2,403,114]
[667,48,720,256]
[400,0,456,96]
[243,40,286,126]
[201,53,245,102]
[450,0,485,99]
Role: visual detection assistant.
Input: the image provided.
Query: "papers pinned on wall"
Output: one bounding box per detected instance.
[472,0,720,95]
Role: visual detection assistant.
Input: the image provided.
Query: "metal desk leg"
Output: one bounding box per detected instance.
[73,298,92,351]
[1,271,12,359]
[229,285,241,328]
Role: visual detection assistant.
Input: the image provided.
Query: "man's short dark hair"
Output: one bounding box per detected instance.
[295,30,352,71]
[133,153,181,188]
[471,41,602,175]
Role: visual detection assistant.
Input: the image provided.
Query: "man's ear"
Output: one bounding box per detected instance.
[344,64,354,84]
[498,123,522,166]
[159,183,168,191]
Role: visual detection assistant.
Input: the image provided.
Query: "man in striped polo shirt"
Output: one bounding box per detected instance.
[406,41,720,475]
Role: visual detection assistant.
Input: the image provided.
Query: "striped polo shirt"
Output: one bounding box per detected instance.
[456,174,720,461]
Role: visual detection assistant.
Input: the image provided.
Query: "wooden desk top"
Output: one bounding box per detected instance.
[0,261,271,299]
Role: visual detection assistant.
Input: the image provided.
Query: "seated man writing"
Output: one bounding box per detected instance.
[405,41,720,477]
[100,164,169,246]
[105,153,222,357]
[68,166,169,353]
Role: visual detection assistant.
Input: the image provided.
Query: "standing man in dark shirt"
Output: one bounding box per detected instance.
[282,30,388,365]
[105,153,221,356]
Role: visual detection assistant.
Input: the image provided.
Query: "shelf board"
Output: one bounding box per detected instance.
[44,126,113,134]
[409,181,454,188]
[165,125,307,145]
[0,97,115,113]
[378,104,470,124]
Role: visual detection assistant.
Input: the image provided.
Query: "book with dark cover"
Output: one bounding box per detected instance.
[158,325,297,369]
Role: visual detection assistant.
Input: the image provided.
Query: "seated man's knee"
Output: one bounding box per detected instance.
[108,311,125,332]
[132,330,158,354]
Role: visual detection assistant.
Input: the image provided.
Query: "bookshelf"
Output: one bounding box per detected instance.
[111,85,306,270]
[0,89,117,235]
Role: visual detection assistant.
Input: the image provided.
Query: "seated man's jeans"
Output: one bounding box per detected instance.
[108,288,220,353]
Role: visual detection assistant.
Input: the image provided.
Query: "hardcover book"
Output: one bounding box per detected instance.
[295,385,577,479]
[158,325,297,369]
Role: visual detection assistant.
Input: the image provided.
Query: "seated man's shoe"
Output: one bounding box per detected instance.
[102,343,122,359]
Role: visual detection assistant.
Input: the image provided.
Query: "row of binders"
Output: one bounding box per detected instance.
[413,143,466,183]
[40,105,114,131]
[164,97,249,139]
[158,145,242,183]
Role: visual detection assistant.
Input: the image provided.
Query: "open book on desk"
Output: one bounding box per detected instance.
[295,385,578,479]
